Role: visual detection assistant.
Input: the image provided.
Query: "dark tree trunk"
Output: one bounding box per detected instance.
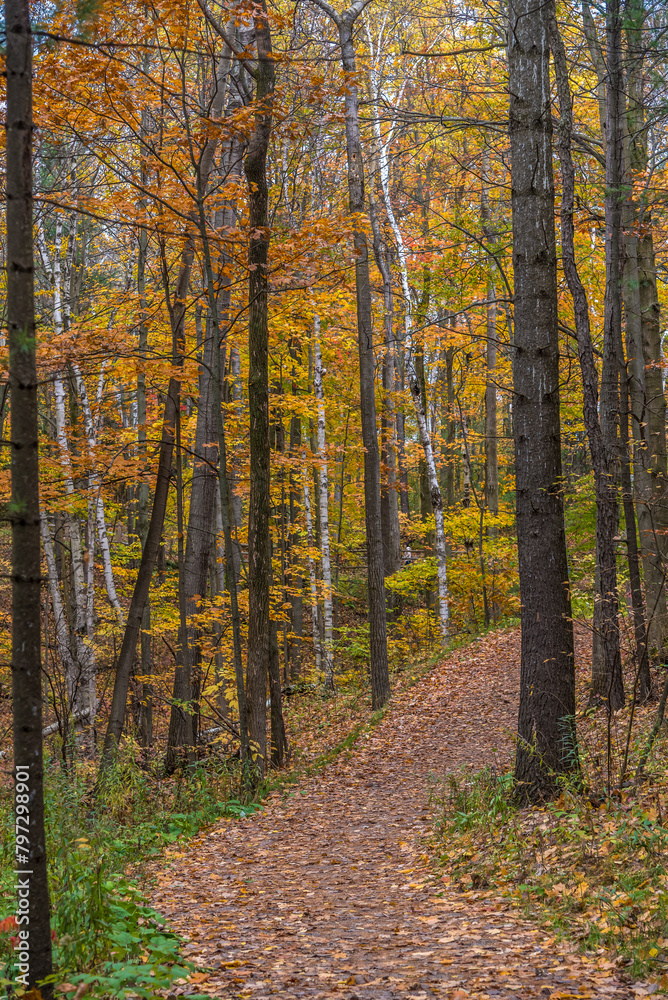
[269,583,289,767]
[100,243,192,771]
[369,188,401,584]
[509,0,577,800]
[166,325,218,768]
[288,402,304,680]
[136,194,153,749]
[593,0,626,710]
[550,7,624,711]
[245,3,275,773]
[320,2,390,709]
[6,0,54,984]
[626,0,668,661]
[442,344,456,508]
[480,180,498,523]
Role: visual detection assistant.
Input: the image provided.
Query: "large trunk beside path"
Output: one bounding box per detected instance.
[6,0,54,984]
[509,0,576,799]
[245,1,275,772]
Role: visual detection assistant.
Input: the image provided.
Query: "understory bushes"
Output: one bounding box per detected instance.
[0,744,256,997]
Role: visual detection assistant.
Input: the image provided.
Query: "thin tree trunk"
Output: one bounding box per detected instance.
[99,242,193,771]
[303,460,322,677]
[369,183,402,587]
[481,175,499,524]
[136,175,153,746]
[314,318,335,690]
[310,0,390,708]
[74,364,122,620]
[165,374,195,772]
[626,0,668,661]
[165,319,218,765]
[594,0,626,710]
[374,121,448,638]
[288,394,304,680]
[550,7,624,711]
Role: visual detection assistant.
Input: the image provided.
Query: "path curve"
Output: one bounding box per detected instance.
[152,629,633,999]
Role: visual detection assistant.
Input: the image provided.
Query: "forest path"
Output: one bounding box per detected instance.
[152,629,633,999]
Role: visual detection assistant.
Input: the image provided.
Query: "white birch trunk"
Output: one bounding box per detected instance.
[303,461,322,677]
[52,220,96,716]
[85,497,97,721]
[371,81,449,638]
[40,514,76,681]
[313,318,334,690]
[73,362,122,621]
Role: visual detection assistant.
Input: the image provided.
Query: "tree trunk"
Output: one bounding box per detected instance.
[626,0,668,661]
[481,177,499,523]
[550,6,624,710]
[369,187,401,584]
[374,119,448,638]
[166,320,218,766]
[245,2,275,773]
[509,0,577,799]
[314,318,335,689]
[100,242,193,771]
[593,0,626,710]
[74,364,122,621]
[288,395,304,679]
[309,0,390,708]
[6,0,54,981]
[303,460,322,677]
[136,184,153,747]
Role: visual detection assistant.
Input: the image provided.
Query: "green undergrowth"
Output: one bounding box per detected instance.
[0,740,260,998]
[434,765,668,987]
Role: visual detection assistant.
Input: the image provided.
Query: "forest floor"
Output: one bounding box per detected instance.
[150,627,637,1000]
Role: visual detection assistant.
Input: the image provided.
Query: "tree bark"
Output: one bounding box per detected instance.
[100,242,192,771]
[626,0,668,661]
[314,318,335,689]
[373,113,448,638]
[550,6,624,711]
[245,2,275,772]
[369,186,401,583]
[165,322,218,766]
[309,0,390,708]
[593,0,626,710]
[6,0,54,982]
[288,376,304,679]
[509,0,577,799]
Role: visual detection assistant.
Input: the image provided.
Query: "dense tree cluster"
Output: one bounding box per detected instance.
[4,0,668,986]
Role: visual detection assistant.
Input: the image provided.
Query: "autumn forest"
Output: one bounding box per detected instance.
[3,0,668,994]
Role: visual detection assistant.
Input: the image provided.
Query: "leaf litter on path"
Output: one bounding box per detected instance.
[150,627,635,998]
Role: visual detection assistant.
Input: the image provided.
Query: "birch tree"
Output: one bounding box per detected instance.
[313,317,334,689]
[367,51,449,638]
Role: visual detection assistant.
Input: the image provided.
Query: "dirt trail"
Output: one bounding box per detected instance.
[152,629,633,999]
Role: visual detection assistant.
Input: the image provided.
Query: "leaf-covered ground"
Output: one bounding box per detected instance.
[150,628,636,999]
